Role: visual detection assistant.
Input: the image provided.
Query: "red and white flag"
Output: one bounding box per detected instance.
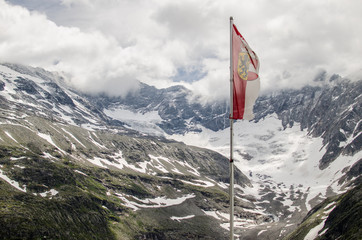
[231,24,260,120]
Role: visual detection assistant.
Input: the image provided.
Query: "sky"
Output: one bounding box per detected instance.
[1,0,362,100]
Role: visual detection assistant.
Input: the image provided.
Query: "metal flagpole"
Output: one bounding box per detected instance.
[229,16,235,240]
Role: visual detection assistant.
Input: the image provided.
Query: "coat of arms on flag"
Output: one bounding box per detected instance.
[237,51,250,81]
[231,23,260,120]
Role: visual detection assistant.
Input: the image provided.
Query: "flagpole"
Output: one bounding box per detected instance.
[229,16,235,240]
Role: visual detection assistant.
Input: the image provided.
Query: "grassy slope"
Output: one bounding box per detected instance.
[0,145,233,239]
[283,182,361,240]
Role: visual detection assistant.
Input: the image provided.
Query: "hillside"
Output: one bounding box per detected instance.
[283,182,361,240]
[0,63,361,239]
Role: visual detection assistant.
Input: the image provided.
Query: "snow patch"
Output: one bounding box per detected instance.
[0,169,26,192]
[303,202,336,240]
[74,170,88,176]
[104,107,164,135]
[170,215,195,222]
[38,189,59,198]
[115,193,195,211]
[61,128,86,148]
[37,132,67,155]
[4,131,18,143]
[181,179,215,187]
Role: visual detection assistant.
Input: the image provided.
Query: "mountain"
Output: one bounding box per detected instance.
[283,183,361,240]
[0,62,361,239]
[93,73,361,171]
[253,76,361,170]
[89,82,230,135]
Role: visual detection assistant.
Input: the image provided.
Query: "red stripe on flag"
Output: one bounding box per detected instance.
[231,24,260,120]
[232,75,247,119]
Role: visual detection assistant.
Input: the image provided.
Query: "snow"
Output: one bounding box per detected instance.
[86,151,147,173]
[85,152,207,180]
[0,66,84,130]
[10,156,26,161]
[80,123,105,131]
[203,210,228,222]
[88,157,106,168]
[1,63,360,234]
[180,179,215,187]
[58,105,72,114]
[257,229,267,236]
[103,107,164,135]
[37,132,67,155]
[318,227,328,236]
[104,107,161,122]
[148,155,170,173]
[74,170,88,176]
[204,209,261,232]
[4,131,18,143]
[115,192,195,211]
[42,152,56,159]
[304,220,326,240]
[169,114,361,218]
[217,182,228,189]
[14,164,25,169]
[88,151,208,187]
[61,128,86,148]
[38,189,59,198]
[170,215,195,221]
[0,169,26,192]
[88,132,107,149]
[52,107,76,125]
[339,120,362,147]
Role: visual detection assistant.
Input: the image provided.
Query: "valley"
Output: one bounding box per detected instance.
[0,63,360,239]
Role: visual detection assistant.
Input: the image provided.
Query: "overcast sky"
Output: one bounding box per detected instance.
[1,0,362,100]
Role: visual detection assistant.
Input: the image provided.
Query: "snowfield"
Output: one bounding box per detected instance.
[115,192,195,211]
[170,114,361,212]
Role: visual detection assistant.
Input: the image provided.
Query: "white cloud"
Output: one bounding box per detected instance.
[0,0,141,96]
[1,0,362,99]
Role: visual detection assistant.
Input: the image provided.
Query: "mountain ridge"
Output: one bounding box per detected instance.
[0,62,361,239]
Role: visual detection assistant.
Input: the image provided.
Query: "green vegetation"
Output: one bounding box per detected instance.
[283,183,362,240]
[0,114,241,239]
[0,177,115,240]
[0,144,233,239]
[0,147,116,239]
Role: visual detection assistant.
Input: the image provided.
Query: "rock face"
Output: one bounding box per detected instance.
[86,74,361,170]
[283,182,362,240]
[0,63,255,240]
[88,83,230,134]
[2,63,361,169]
[253,78,362,169]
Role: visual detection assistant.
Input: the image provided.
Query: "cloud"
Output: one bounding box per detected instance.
[0,0,141,96]
[249,0,362,92]
[1,0,362,100]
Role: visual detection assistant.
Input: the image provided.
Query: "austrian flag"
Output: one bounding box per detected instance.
[231,24,260,120]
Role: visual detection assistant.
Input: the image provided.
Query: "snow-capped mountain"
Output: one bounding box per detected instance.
[0,62,360,240]
[91,82,230,135]
[0,63,113,129]
[98,73,361,170]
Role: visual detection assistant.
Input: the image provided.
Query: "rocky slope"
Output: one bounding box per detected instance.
[0,63,256,239]
[0,62,361,239]
[283,181,361,240]
[89,71,361,171]
[0,116,256,239]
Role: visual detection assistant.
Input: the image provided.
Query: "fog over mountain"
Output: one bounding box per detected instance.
[2,0,362,99]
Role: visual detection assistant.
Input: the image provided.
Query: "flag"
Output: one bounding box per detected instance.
[231,24,260,120]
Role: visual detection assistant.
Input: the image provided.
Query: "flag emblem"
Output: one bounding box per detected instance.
[237,52,250,81]
[231,23,260,120]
